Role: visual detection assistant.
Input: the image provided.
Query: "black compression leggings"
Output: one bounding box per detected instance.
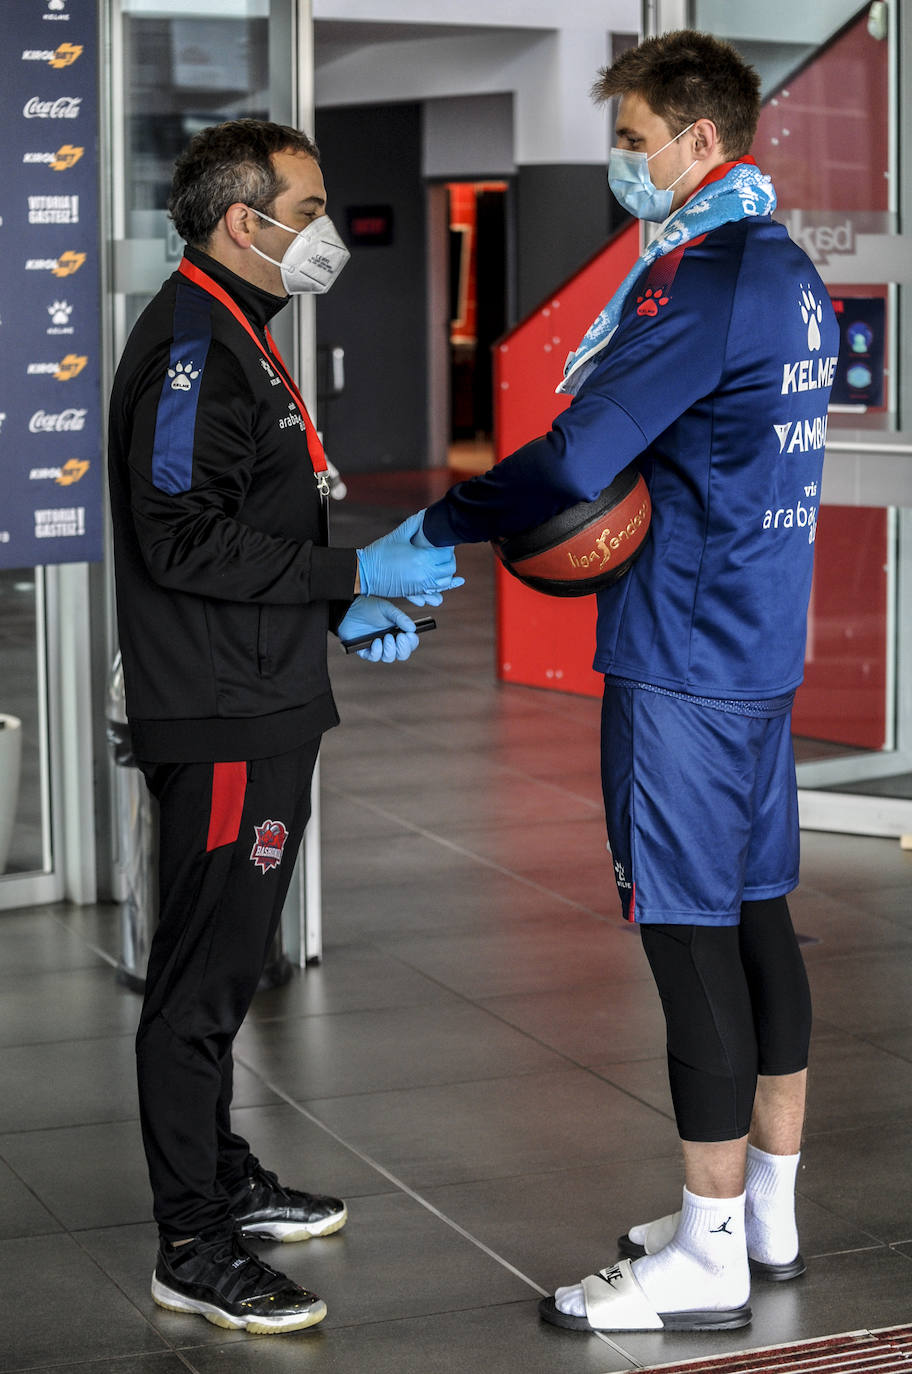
[639,897,812,1142]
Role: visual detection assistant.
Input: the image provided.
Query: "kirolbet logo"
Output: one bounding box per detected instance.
[28,460,91,486]
[24,251,86,277]
[55,354,86,380]
[49,43,82,68]
[27,354,88,380]
[57,458,89,485]
[53,250,85,277]
[52,144,83,170]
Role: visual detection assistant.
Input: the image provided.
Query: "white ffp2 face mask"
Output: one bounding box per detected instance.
[247,207,351,294]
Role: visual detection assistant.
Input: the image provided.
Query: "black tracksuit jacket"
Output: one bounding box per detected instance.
[108,246,357,762]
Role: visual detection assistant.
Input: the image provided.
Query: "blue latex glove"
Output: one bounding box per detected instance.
[357,510,463,602]
[403,511,454,607]
[338,596,420,663]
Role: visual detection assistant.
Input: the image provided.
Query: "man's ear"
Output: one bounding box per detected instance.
[692,118,721,160]
[224,202,258,249]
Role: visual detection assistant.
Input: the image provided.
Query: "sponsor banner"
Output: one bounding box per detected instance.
[0,0,102,569]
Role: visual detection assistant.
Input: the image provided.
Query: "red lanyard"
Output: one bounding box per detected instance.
[178,257,329,491]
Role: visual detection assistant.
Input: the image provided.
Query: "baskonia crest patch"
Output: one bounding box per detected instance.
[250,819,288,873]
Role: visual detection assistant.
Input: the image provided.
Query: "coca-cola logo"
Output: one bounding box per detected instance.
[29,407,87,432]
[23,96,81,119]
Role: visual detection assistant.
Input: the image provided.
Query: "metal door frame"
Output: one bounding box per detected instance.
[98,0,323,955]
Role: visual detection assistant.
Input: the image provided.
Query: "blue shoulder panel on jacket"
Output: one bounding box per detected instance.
[151,281,213,494]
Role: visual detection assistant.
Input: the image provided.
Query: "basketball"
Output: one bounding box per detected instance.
[494,462,652,597]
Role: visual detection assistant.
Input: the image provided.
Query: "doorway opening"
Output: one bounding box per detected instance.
[445,181,508,478]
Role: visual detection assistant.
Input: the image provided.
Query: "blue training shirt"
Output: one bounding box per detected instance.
[423,215,840,699]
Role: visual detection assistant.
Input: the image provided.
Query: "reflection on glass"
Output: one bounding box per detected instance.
[693,5,910,807]
[0,570,49,876]
[120,8,271,348]
[123,11,269,235]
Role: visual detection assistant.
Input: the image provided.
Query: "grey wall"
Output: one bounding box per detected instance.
[315,102,427,472]
[515,163,625,318]
[422,93,515,179]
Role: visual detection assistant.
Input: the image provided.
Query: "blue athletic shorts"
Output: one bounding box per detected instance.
[600,678,799,926]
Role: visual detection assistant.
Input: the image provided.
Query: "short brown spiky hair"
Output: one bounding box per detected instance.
[169,119,320,248]
[593,31,761,159]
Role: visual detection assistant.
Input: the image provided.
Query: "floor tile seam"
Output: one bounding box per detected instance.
[799,1116,912,1142]
[0,1149,68,1233]
[800,878,912,900]
[336,662,604,722]
[47,909,123,971]
[0,1028,140,1052]
[800,936,912,961]
[369,942,656,1009]
[201,1292,636,1365]
[0,1113,140,1142]
[805,1014,912,1045]
[323,715,604,801]
[788,1194,907,1247]
[231,1051,551,1293]
[322,783,614,922]
[845,1031,912,1062]
[474,975,660,1009]
[302,942,657,1068]
[237,1060,586,1103]
[803,942,912,967]
[40,1226,180,1364]
[271,1066,683,1152]
[585,1064,678,1125]
[242,995,466,1025]
[211,1060,644,1369]
[802,1242,899,1262]
[323,766,604,822]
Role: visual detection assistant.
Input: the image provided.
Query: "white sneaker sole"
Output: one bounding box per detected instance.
[240,1205,348,1243]
[151,1275,327,1333]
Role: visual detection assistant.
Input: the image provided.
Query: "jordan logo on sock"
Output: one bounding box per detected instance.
[710,1217,733,1235]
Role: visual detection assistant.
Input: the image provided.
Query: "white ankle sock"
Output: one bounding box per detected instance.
[745,1143,800,1265]
[555,1188,750,1318]
[633,1187,749,1314]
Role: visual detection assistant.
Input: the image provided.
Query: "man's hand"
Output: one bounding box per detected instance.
[356,511,463,603]
[338,597,420,663]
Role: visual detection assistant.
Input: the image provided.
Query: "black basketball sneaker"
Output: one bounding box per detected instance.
[230,1163,348,1243]
[151,1230,326,1334]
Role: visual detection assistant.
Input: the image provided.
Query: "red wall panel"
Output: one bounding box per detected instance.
[494,221,639,696]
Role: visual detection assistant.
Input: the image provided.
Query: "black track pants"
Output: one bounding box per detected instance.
[136,738,320,1240]
[640,897,812,1142]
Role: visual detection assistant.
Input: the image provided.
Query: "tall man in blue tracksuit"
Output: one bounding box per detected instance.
[413,32,838,1335]
[108,119,460,1335]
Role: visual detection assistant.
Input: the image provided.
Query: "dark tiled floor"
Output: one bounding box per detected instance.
[1,487,911,1371]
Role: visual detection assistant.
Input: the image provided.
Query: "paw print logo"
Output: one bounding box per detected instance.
[168,360,199,392]
[800,287,822,352]
[636,288,669,317]
[48,300,72,325]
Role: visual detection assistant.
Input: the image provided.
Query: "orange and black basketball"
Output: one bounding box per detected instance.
[494,461,652,597]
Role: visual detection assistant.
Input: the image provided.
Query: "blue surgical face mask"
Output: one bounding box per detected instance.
[608,122,697,222]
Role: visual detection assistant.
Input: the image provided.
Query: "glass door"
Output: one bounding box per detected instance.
[103,0,320,954]
[646,1,912,838]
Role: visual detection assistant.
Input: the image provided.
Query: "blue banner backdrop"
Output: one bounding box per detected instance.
[0,0,102,570]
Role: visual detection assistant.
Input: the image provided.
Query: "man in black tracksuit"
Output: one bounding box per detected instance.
[108,119,459,1335]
